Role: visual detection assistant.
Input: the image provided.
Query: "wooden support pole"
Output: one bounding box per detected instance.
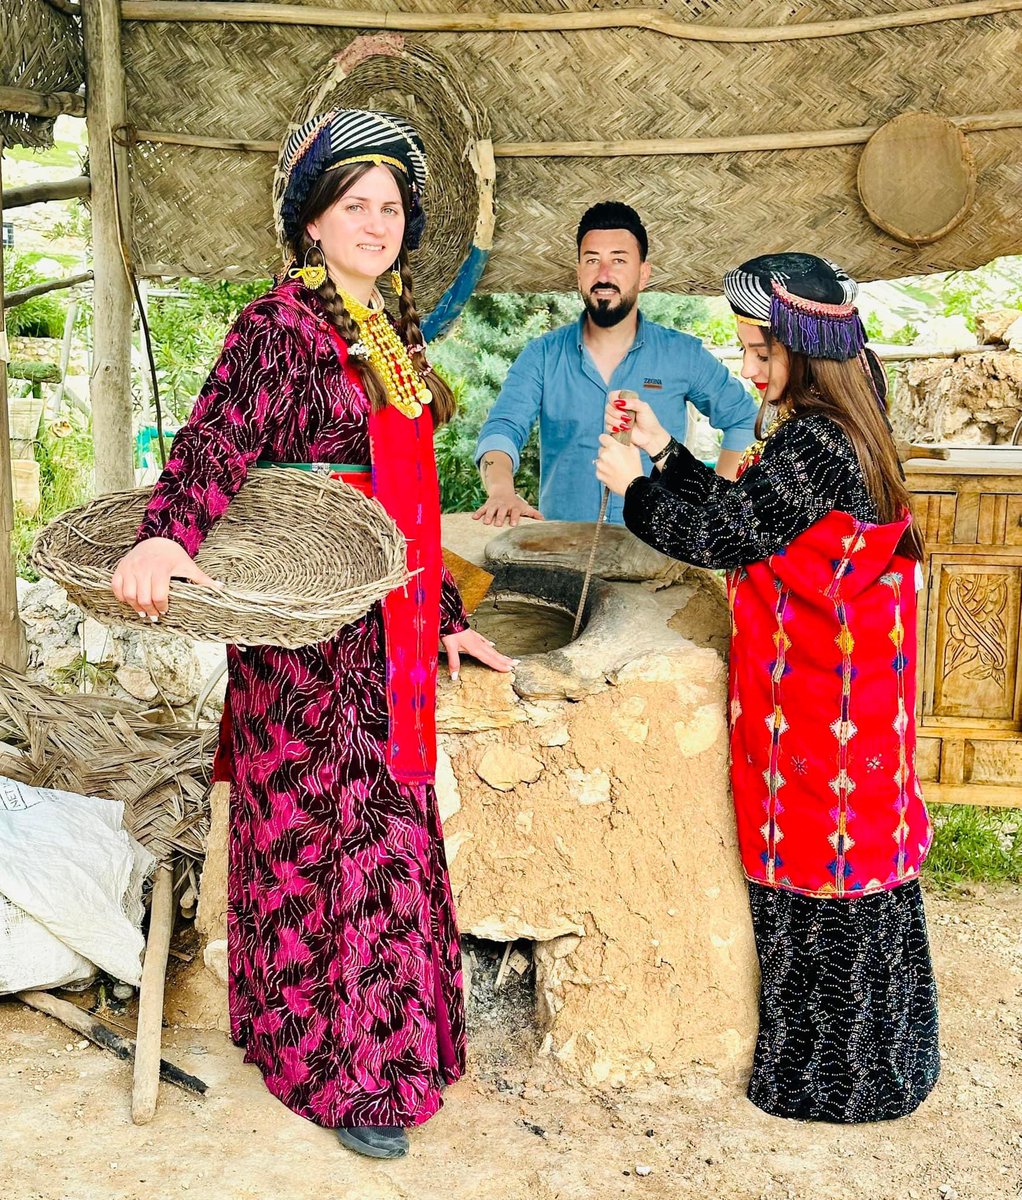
[131,865,174,1124]
[5,176,91,209]
[0,86,86,120]
[4,271,93,309]
[83,0,136,495]
[17,990,207,1097]
[119,0,1022,44]
[0,142,30,673]
[129,106,1022,160]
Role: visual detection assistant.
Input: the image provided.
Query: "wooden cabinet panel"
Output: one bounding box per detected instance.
[916,736,941,781]
[906,451,1022,806]
[968,739,1022,785]
[911,491,956,545]
[923,558,1021,727]
[977,493,1022,546]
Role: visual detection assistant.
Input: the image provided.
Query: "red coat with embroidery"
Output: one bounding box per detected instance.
[726,509,932,898]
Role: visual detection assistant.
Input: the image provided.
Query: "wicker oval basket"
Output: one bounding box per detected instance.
[31,471,410,649]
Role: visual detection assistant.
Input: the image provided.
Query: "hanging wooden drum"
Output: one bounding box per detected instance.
[857,112,976,247]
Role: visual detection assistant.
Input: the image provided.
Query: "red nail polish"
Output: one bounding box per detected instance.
[614,399,627,409]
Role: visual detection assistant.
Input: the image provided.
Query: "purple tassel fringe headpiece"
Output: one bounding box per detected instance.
[769,281,866,362]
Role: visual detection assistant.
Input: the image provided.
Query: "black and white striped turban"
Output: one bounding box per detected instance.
[723,253,866,361]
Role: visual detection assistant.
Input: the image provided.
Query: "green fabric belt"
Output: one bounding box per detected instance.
[255,460,370,473]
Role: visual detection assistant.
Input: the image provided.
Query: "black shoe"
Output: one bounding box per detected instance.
[336,1126,409,1160]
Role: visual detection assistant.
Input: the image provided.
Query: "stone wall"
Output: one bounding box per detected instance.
[891,309,1022,446]
[17,577,226,716]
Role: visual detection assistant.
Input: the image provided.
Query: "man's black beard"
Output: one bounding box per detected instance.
[583,289,638,328]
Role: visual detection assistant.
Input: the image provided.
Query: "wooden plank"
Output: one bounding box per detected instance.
[0,86,85,120]
[4,176,91,210]
[926,782,1022,808]
[18,990,207,1096]
[131,866,174,1124]
[940,738,966,785]
[130,110,1022,161]
[83,0,137,495]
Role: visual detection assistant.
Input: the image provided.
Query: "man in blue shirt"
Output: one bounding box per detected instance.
[473,202,759,525]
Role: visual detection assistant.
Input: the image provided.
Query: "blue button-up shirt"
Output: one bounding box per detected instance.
[474,313,759,523]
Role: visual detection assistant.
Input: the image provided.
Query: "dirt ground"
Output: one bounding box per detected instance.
[1,885,1020,1200]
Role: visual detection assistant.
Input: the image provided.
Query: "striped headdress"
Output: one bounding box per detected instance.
[723,252,866,362]
[276,109,428,249]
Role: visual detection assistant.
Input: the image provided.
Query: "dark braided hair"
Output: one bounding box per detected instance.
[289,162,456,425]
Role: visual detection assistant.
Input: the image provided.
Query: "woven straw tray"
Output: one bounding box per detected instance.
[31,470,409,650]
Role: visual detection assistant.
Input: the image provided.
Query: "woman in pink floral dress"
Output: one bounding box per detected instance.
[111,110,514,1159]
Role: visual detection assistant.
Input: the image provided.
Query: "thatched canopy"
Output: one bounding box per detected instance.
[0,0,83,150]
[118,0,1022,298]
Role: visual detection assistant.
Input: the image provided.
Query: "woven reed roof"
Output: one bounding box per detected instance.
[118,0,1022,295]
[0,0,83,150]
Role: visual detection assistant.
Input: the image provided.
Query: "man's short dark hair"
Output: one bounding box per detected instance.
[576,202,648,261]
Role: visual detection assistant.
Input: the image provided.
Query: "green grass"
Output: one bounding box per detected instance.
[924,805,1022,887]
[13,419,95,581]
[4,141,82,169]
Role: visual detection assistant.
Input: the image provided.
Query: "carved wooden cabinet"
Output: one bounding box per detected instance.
[906,448,1022,807]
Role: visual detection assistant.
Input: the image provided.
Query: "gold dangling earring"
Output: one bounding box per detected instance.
[288,242,327,290]
[390,261,403,298]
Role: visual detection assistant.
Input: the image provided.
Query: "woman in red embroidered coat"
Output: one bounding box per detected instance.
[110,110,515,1159]
[596,253,939,1123]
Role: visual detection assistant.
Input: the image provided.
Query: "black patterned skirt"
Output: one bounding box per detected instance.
[747,879,940,1123]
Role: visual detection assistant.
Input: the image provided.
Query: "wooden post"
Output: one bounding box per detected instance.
[131,865,174,1124]
[3,271,94,308]
[0,141,30,672]
[4,176,91,209]
[0,86,86,120]
[82,0,136,494]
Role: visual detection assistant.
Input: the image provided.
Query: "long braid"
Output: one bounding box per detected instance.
[396,247,456,425]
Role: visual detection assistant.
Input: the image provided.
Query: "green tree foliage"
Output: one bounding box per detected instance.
[146,279,269,424]
[13,417,95,580]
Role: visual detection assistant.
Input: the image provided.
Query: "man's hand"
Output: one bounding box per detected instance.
[472,489,544,527]
[473,449,544,526]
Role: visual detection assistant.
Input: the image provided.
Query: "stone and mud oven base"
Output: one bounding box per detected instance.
[183,514,759,1087]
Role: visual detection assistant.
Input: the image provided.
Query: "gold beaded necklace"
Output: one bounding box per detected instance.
[739,404,794,470]
[339,288,430,420]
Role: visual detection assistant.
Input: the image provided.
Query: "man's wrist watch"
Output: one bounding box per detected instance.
[649,437,680,466]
